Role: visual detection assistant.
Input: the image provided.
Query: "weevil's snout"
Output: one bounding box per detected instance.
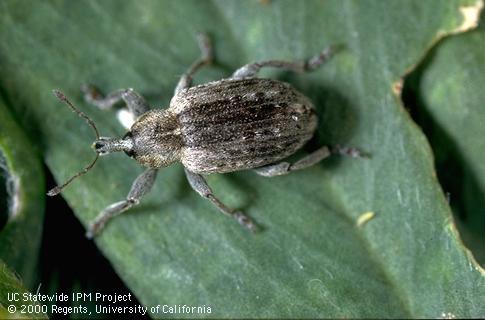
[92,136,133,156]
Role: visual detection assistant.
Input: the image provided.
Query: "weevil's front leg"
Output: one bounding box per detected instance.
[231,46,334,79]
[86,168,158,238]
[254,145,362,177]
[82,85,150,128]
[174,33,213,94]
[184,168,257,232]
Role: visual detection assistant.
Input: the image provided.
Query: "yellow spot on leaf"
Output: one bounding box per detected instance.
[356,211,375,227]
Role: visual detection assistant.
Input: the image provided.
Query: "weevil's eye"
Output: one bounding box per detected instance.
[92,138,115,155]
[92,140,106,153]
[123,131,133,139]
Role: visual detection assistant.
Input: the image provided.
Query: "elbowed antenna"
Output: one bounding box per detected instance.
[47,90,101,196]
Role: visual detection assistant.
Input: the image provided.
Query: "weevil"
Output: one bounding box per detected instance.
[48,34,361,238]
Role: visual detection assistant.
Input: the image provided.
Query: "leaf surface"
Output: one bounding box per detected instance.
[0,260,48,319]
[0,0,483,318]
[0,98,44,288]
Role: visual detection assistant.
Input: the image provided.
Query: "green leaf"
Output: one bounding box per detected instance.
[1,0,484,318]
[410,10,485,265]
[0,98,45,289]
[0,260,48,319]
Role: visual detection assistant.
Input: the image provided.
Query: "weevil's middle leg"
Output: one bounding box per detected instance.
[82,85,150,117]
[174,33,213,94]
[184,168,257,232]
[82,85,150,128]
[254,145,363,177]
[86,168,158,238]
[231,46,334,79]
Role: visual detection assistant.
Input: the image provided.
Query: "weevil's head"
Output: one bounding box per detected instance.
[47,91,182,197]
[93,110,183,168]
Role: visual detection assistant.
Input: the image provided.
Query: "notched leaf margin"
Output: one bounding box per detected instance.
[390,0,485,274]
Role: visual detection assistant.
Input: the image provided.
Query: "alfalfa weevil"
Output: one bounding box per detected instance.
[48,34,361,238]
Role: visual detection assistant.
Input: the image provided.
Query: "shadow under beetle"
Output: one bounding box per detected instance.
[48,34,361,238]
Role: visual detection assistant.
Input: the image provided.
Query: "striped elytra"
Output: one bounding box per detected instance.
[49,35,338,238]
[170,78,318,173]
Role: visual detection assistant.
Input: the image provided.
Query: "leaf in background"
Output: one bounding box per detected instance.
[0,260,48,319]
[0,97,44,289]
[406,10,485,265]
[0,0,484,318]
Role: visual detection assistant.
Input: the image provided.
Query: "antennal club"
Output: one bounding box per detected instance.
[47,90,101,196]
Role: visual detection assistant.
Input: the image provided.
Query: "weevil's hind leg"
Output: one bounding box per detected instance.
[82,85,150,128]
[86,168,158,238]
[231,46,334,79]
[174,33,213,94]
[254,146,331,177]
[184,168,257,232]
[254,145,363,177]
